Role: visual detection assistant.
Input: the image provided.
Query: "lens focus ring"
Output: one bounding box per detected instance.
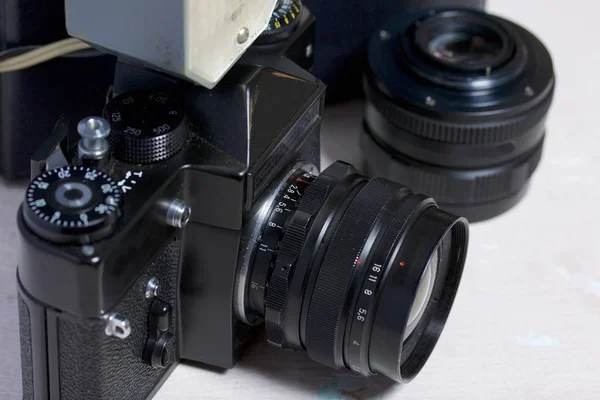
[263,162,365,349]
[365,129,544,205]
[365,81,553,146]
[305,178,401,369]
[345,193,430,376]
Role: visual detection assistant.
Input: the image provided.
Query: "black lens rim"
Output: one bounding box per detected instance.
[368,207,468,382]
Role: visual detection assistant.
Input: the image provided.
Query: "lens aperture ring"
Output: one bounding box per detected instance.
[345,217,403,375]
[365,81,553,146]
[296,170,334,215]
[247,169,316,318]
[265,210,311,347]
[305,178,401,369]
[263,162,366,350]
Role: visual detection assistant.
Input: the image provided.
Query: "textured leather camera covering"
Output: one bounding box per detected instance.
[54,239,181,400]
[18,296,34,399]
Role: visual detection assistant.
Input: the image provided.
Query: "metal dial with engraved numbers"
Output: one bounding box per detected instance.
[23,166,122,244]
[247,167,316,316]
[257,0,303,44]
[103,91,186,164]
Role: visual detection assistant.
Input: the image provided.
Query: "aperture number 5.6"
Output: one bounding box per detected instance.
[356,307,367,322]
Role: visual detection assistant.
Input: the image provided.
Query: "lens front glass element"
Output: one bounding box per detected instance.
[404,247,439,341]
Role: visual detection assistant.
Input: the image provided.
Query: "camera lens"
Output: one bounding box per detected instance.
[235,161,469,382]
[362,9,555,222]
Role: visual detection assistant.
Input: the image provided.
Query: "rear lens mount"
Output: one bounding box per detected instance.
[364,9,555,222]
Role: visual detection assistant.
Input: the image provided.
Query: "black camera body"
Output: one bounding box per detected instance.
[18,11,323,399]
[17,3,473,399]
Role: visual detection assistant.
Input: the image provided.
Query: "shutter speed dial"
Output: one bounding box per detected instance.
[103,91,186,164]
[23,166,122,244]
[257,0,303,44]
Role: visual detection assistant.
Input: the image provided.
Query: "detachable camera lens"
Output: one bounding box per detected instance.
[235,161,469,382]
[362,9,555,222]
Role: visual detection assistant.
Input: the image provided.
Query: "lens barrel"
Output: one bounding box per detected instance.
[239,161,469,382]
[363,9,555,222]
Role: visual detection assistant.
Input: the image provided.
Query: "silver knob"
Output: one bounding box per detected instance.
[165,199,191,228]
[145,277,160,298]
[78,117,111,160]
[104,313,131,339]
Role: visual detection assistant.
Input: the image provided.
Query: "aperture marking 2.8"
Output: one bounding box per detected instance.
[247,168,316,315]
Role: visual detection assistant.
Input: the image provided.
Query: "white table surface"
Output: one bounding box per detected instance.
[1,0,599,399]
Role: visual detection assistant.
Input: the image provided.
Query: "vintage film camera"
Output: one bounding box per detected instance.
[16,1,469,399]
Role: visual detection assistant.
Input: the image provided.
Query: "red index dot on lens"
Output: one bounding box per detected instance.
[357,259,362,265]
[399,261,405,267]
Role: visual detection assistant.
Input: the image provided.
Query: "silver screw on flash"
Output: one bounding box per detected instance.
[78,117,111,160]
[237,27,250,44]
